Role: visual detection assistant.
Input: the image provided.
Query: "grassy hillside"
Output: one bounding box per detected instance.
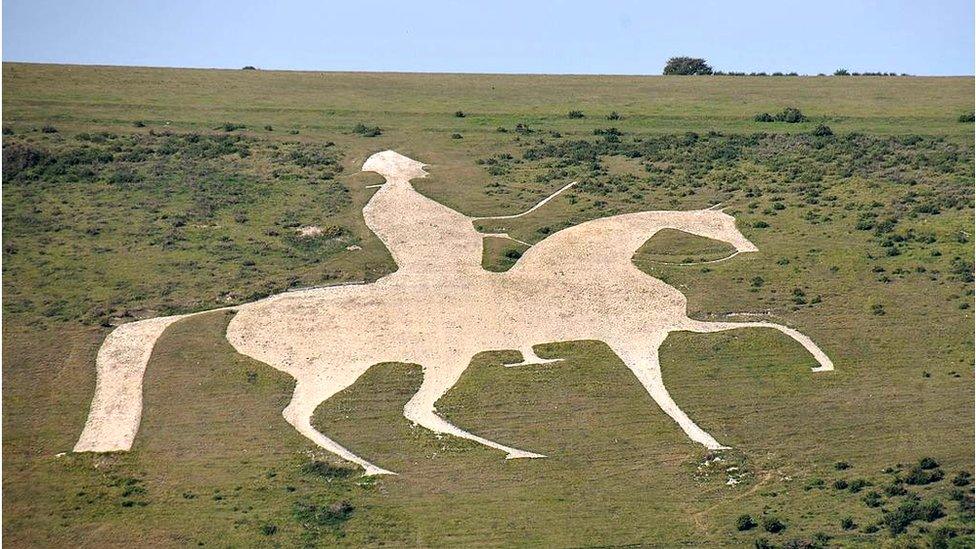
[3,63,974,547]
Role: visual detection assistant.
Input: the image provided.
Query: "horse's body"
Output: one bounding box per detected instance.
[76,150,834,476]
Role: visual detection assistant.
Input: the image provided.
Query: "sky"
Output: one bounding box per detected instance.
[3,0,974,75]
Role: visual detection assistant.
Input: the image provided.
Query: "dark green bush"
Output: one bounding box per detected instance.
[863,491,882,507]
[2,142,46,179]
[951,471,972,486]
[834,69,850,75]
[882,498,945,535]
[663,56,713,75]
[260,524,277,535]
[41,125,58,133]
[904,465,944,485]
[606,111,621,120]
[840,516,857,530]
[736,514,757,531]
[754,112,775,122]
[958,113,975,122]
[775,107,807,123]
[812,124,833,137]
[451,133,463,139]
[848,478,872,493]
[568,110,585,119]
[353,123,382,137]
[454,110,465,117]
[762,516,786,533]
[919,457,940,470]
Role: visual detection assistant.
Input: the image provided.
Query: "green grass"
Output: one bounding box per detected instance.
[3,63,974,547]
[635,228,736,264]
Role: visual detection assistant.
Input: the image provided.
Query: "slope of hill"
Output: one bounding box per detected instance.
[3,63,973,547]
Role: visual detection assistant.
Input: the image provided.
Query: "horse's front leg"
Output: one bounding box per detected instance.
[608,334,730,450]
[404,357,546,459]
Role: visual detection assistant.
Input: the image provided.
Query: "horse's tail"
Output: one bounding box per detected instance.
[74,313,195,452]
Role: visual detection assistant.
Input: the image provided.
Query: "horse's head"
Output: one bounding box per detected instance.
[677,207,758,254]
[362,150,428,184]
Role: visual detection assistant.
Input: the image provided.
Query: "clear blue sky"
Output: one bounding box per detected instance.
[3,0,974,75]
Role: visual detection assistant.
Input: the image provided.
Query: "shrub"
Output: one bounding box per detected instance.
[754,112,775,122]
[242,65,257,70]
[2,127,13,135]
[292,499,354,528]
[454,110,465,118]
[221,122,245,132]
[834,461,851,470]
[753,220,770,228]
[753,539,772,549]
[606,111,621,120]
[2,142,46,179]
[133,120,146,128]
[451,133,463,139]
[884,481,907,496]
[775,107,807,123]
[663,56,713,75]
[568,110,585,119]
[871,303,885,316]
[951,471,972,486]
[41,125,58,133]
[919,457,940,470]
[904,465,944,485]
[882,498,945,535]
[811,124,833,137]
[834,69,850,76]
[352,123,382,137]
[863,491,882,507]
[833,479,848,490]
[736,514,757,531]
[840,516,857,530]
[848,478,871,493]
[504,249,522,260]
[260,524,277,535]
[264,125,273,131]
[762,516,786,534]
[918,499,945,522]
[958,113,975,122]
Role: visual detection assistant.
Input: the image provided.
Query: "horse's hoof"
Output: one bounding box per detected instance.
[363,465,398,476]
[506,450,546,459]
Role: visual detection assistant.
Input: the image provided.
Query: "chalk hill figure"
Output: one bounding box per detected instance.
[75,150,834,476]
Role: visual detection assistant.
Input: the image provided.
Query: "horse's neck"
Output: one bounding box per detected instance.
[363,180,483,273]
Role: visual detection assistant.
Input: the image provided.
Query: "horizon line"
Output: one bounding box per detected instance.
[3,60,973,78]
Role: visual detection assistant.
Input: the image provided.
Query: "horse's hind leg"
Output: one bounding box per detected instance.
[608,337,729,450]
[683,319,834,372]
[284,375,396,476]
[404,359,546,459]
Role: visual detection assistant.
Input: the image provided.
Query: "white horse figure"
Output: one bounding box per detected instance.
[75,150,834,476]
